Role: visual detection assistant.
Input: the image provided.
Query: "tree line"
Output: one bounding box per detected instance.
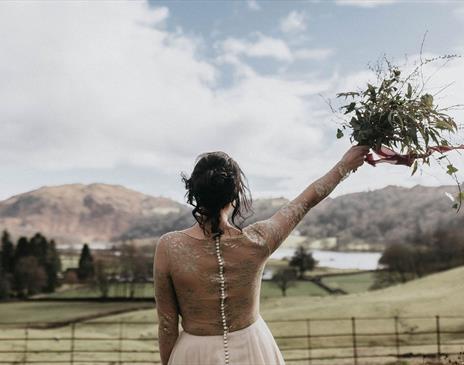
[271,245,317,297]
[270,219,464,296]
[372,222,464,289]
[0,228,154,300]
[0,230,61,299]
[74,242,152,299]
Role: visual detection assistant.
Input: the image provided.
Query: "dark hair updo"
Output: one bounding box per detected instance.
[180,151,253,240]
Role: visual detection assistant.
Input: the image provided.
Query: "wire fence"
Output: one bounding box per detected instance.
[0,315,463,365]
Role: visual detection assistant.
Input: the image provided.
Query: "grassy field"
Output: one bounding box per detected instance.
[42,280,328,300]
[41,282,154,299]
[1,266,463,364]
[259,266,464,320]
[321,271,376,293]
[0,301,152,324]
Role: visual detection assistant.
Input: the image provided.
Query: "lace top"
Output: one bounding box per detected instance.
[153,160,350,365]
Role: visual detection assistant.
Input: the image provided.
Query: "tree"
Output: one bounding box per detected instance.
[119,242,150,298]
[63,270,79,288]
[0,261,11,299]
[289,245,317,279]
[30,233,48,266]
[271,267,297,297]
[44,239,62,292]
[372,242,428,289]
[378,243,417,283]
[1,232,63,298]
[77,243,94,282]
[120,242,136,297]
[27,233,61,292]
[93,259,110,298]
[14,236,31,262]
[13,256,47,298]
[1,230,15,274]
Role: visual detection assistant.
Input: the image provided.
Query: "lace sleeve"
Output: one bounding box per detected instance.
[250,160,350,255]
[153,233,180,365]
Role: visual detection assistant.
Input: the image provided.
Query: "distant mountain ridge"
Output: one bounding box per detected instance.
[0,183,461,249]
[0,183,186,244]
[296,184,463,248]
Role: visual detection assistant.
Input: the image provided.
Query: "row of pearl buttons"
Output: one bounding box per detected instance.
[215,235,230,365]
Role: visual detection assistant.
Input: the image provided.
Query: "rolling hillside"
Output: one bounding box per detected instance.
[260,265,464,320]
[0,182,462,249]
[0,183,186,244]
[2,266,463,324]
[296,184,463,248]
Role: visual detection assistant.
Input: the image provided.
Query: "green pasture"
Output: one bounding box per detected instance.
[0,266,463,364]
[321,271,376,293]
[43,282,155,299]
[0,301,152,324]
[60,254,80,272]
[41,277,331,300]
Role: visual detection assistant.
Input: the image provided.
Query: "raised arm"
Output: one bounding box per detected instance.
[250,145,370,255]
[153,233,180,365]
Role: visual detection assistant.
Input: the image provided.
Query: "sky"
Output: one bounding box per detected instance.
[1,0,464,204]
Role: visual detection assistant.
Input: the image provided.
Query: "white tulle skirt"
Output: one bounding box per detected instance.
[167,314,286,365]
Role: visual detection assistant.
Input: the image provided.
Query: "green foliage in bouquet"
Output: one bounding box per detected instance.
[337,65,457,156]
[333,44,463,212]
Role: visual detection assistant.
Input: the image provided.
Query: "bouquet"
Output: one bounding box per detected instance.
[334,52,464,212]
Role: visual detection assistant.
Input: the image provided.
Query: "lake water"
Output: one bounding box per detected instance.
[270,248,382,270]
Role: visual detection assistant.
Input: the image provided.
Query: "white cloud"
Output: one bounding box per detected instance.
[0,1,338,198]
[335,0,399,7]
[0,1,218,172]
[0,0,462,202]
[294,48,335,61]
[280,10,307,33]
[246,0,261,11]
[455,6,464,20]
[217,33,333,64]
[218,34,293,62]
[151,6,169,24]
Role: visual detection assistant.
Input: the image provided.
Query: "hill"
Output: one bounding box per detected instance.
[296,184,463,248]
[0,182,462,249]
[2,266,463,324]
[260,265,464,320]
[0,183,186,244]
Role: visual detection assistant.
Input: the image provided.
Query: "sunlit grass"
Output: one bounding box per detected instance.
[1,266,463,364]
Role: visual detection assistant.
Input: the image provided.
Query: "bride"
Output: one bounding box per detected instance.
[153,145,369,365]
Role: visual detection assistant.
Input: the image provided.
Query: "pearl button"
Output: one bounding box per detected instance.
[216,236,231,364]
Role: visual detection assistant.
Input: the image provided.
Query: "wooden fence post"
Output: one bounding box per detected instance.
[118,320,124,365]
[70,323,75,365]
[305,319,312,365]
[351,317,358,365]
[23,322,29,365]
[394,316,400,362]
[436,315,441,360]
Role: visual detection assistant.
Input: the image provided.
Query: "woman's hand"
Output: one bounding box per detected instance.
[340,145,370,172]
